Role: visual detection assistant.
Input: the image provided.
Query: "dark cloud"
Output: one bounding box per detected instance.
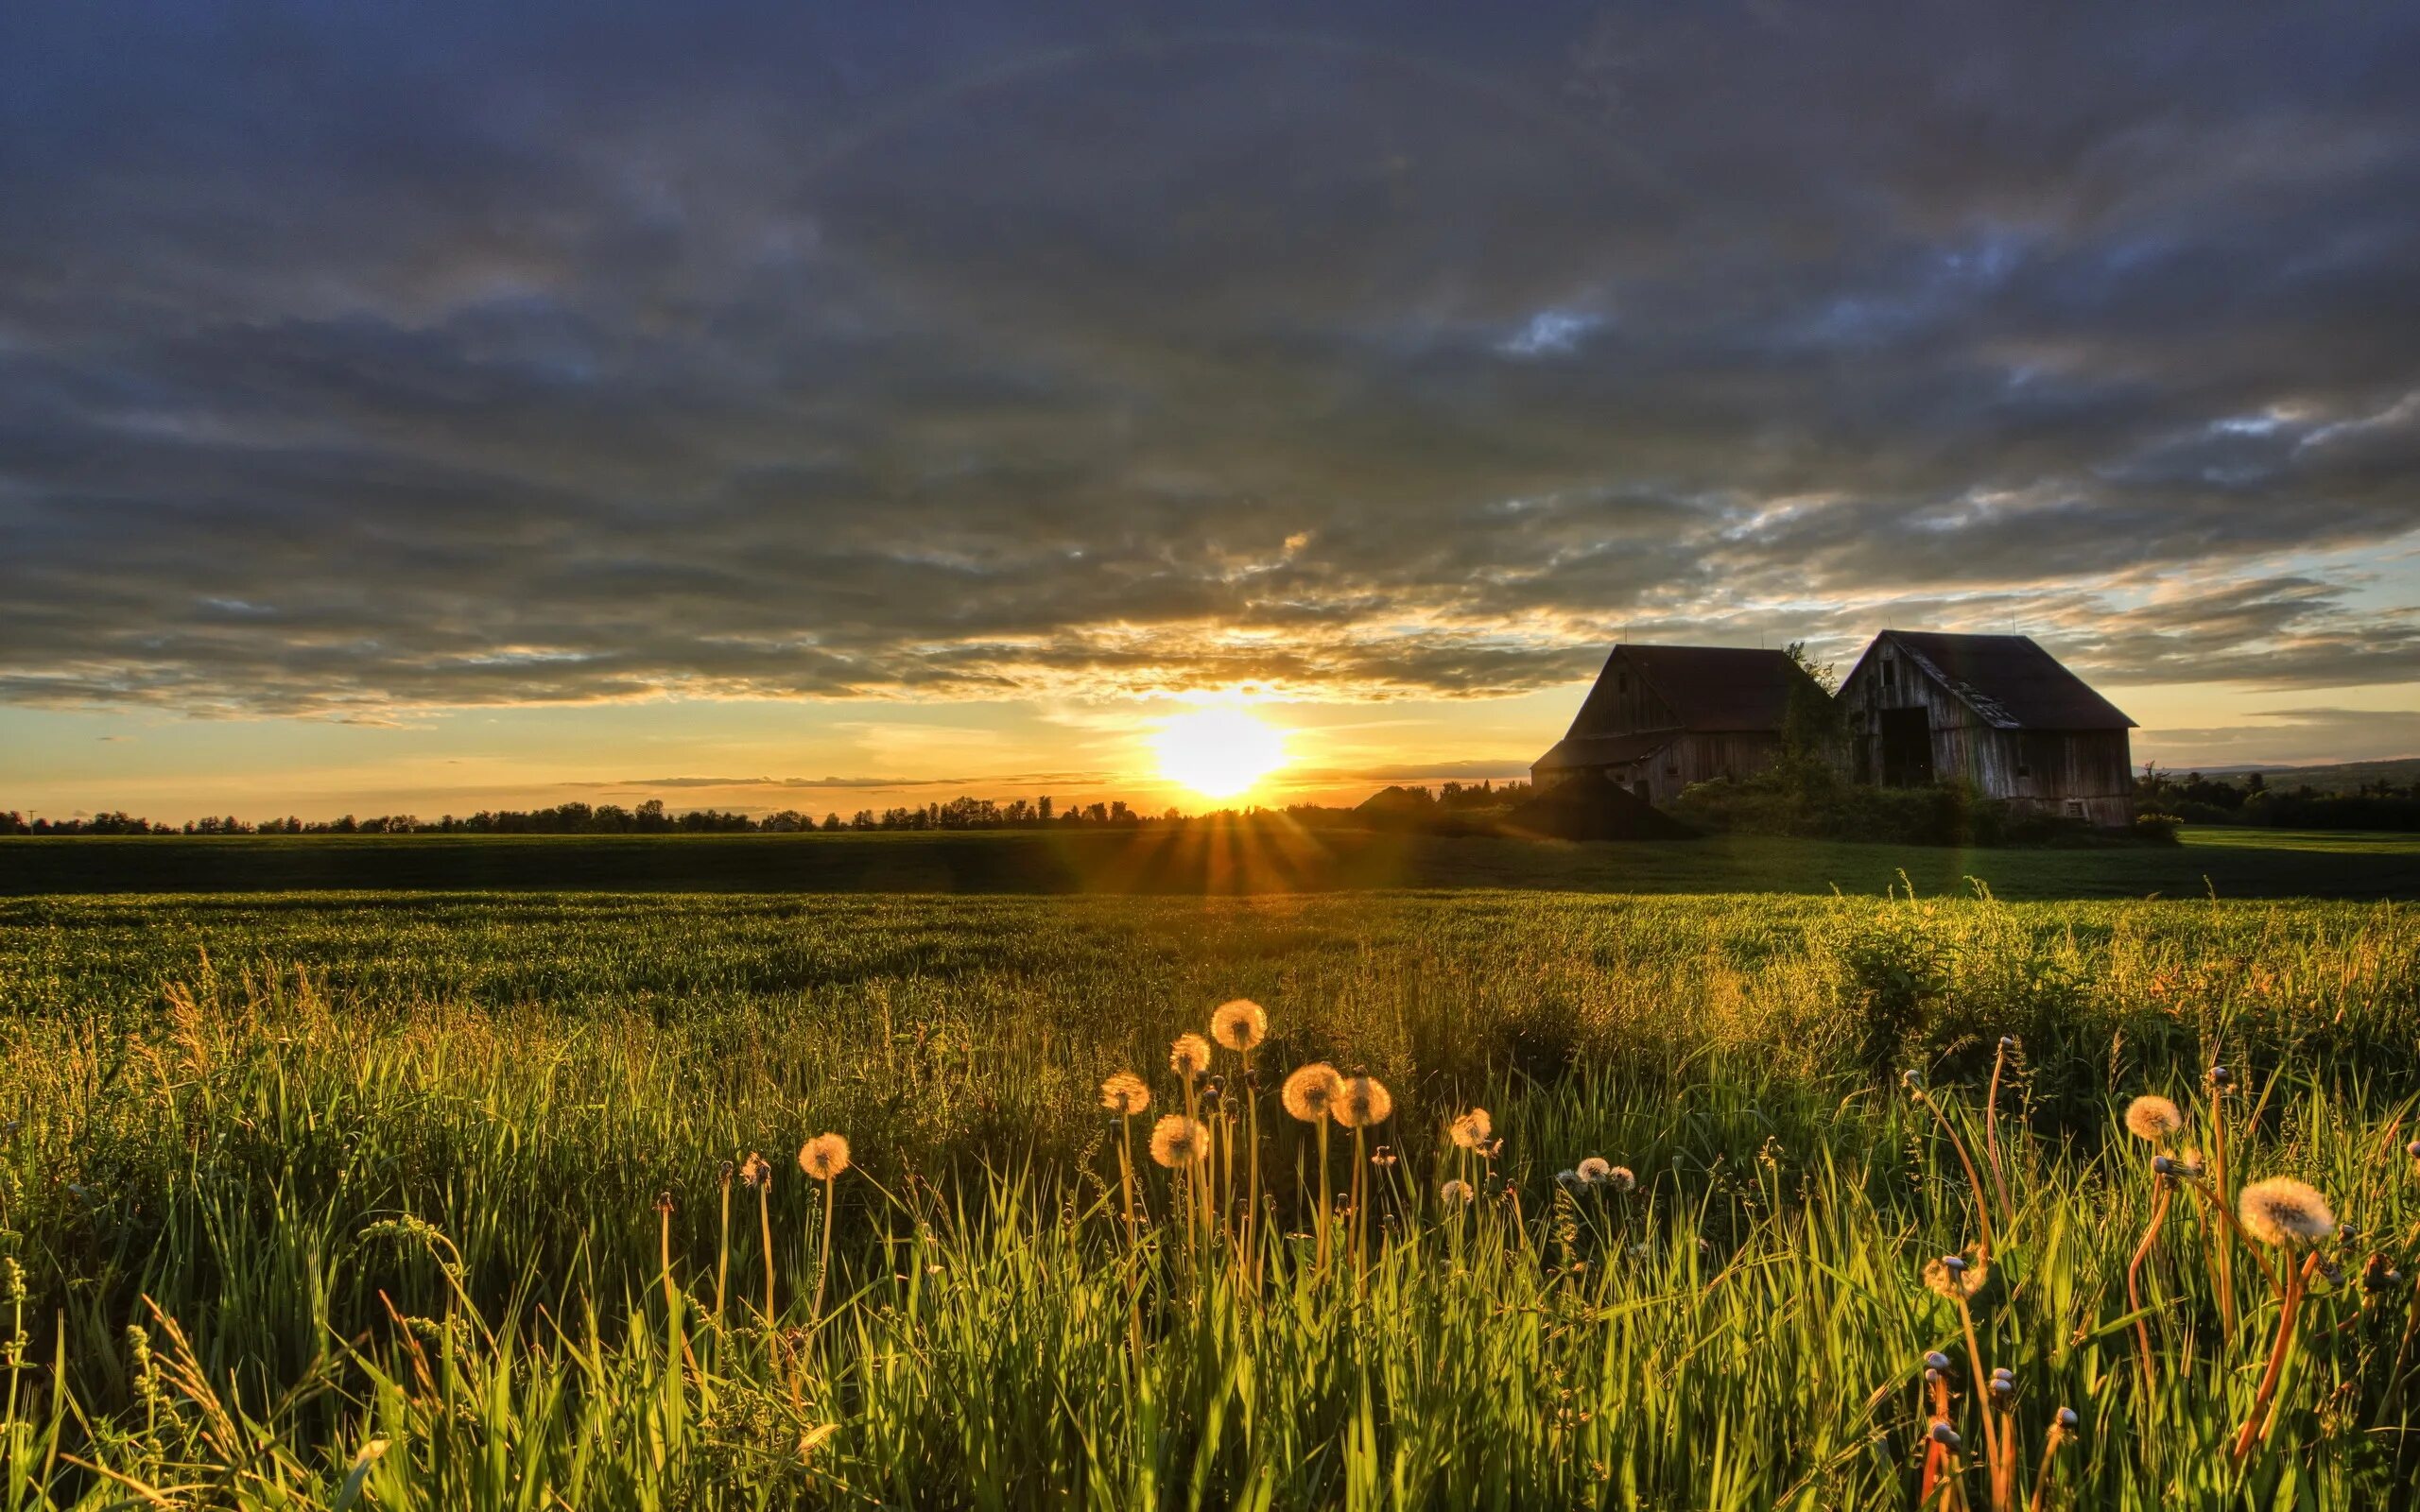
[4,0,2418,717]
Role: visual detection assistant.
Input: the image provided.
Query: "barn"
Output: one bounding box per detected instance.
[1530,644,1822,804]
[1835,631,2135,827]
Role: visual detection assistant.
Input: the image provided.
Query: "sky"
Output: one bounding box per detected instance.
[4,0,2419,821]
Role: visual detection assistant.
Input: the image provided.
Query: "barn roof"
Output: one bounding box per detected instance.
[1567,644,1814,735]
[1866,631,2135,730]
[1532,732,1674,773]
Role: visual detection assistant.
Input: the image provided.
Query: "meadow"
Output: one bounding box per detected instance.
[5,886,2420,1507]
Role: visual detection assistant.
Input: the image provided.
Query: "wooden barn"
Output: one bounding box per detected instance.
[1530,644,1822,803]
[1835,631,2135,826]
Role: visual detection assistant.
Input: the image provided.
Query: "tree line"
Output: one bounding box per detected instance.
[2134,765,2420,831]
[1,795,1221,836]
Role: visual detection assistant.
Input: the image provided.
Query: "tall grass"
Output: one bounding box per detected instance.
[3,890,2418,1505]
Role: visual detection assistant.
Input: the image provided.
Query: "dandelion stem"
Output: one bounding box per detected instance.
[1115,1113,1140,1251]
[2024,1425,2067,1512]
[811,1175,837,1323]
[1983,1040,2014,1224]
[1954,1297,2002,1493]
[2186,1179,2282,1297]
[1351,1125,1368,1294]
[1916,1087,1997,1263]
[714,1166,733,1329]
[2126,1182,2170,1396]
[2209,1087,2236,1342]
[757,1180,776,1325]
[1315,1119,1332,1276]
[2231,1250,2321,1463]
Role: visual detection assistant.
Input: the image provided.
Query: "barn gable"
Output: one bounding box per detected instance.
[1533,644,1818,799]
[1837,630,2135,825]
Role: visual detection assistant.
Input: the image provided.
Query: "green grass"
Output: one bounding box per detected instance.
[5,888,2420,1506]
[7,824,2420,899]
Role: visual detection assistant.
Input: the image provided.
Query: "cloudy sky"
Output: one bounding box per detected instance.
[5,0,2418,819]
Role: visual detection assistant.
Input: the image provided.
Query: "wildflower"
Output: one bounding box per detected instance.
[1331,1074,1392,1129]
[1449,1108,1493,1149]
[1170,1034,1213,1080]
[1575,1156,1612,1185]
[1923,1253,1989,1301]
[798,1132,852,1181]
[1282,1063,1342,1121]
[2238,1177,2336,1248]
[1099,1072,1150,1117]
[738,1151,770,1188]
[1440,1178,1476,1205]
[2123,1095,2185,1143]
[1150,1114,1211,1168]
[1209,999,1268,1053]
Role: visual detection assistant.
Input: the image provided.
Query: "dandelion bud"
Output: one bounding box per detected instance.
[1990,1378,2014,1400]
[654,1191,674,1214]
[2207,1065,2231,1087]
[1997,1036,2015,1051]
[1901,1069,1925,1091]
[1928,1422,1962,1450]
[1924,1367,1943,1385]
[2406,1139,2420,1160]
[1991,1366,2014,1383]
[1942,1255,1966,1275]
[2056,1406,2079,1431]
[1925,1350,1953,1372]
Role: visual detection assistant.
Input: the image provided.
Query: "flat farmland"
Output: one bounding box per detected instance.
[5,886,2420,1506]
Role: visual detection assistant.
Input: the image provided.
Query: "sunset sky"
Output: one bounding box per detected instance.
[5,1,2419,821]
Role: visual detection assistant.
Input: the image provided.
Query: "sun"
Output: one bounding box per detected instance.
[1151,707,1288,799]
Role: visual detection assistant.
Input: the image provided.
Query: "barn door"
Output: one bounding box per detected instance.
[1880,707,1934,786]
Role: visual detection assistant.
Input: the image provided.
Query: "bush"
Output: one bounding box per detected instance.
[2133,812,2185,844]
[1672,771,2014,846]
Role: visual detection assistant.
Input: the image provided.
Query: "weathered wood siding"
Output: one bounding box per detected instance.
[1568,655,1677,735]
[1839,654,2134,826]
[1581,732,1789,803]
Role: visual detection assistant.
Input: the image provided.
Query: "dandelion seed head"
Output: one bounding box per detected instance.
[2123,1095,2186,1143]
[1281,1062,1342,1122]
[1209,999,1268,1053]
[1440,1178,1476,1205]
[1169,1034,1213,1080]
[1604,1165,1636,1192]
[739,1151,770,1188]
[798,1132,852,1181]
[1331,1074,1393,1129]
[2238,1176,2336,1248]
[1556,1169,1580,1187]
[1576,1156,1612,1186]
[1149,1114,1211,1168]
[1449,1108,1493,1149]
[1099,1071,1150,1117]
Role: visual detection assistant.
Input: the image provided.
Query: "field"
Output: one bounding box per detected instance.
[6,884,2420,1507]
[7,823,2420,899]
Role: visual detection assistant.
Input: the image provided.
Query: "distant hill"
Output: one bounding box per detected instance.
[2170,757,2420,794]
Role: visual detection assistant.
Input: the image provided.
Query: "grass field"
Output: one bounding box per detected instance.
[7,824,2420,899]
[5,886,2420,1506]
